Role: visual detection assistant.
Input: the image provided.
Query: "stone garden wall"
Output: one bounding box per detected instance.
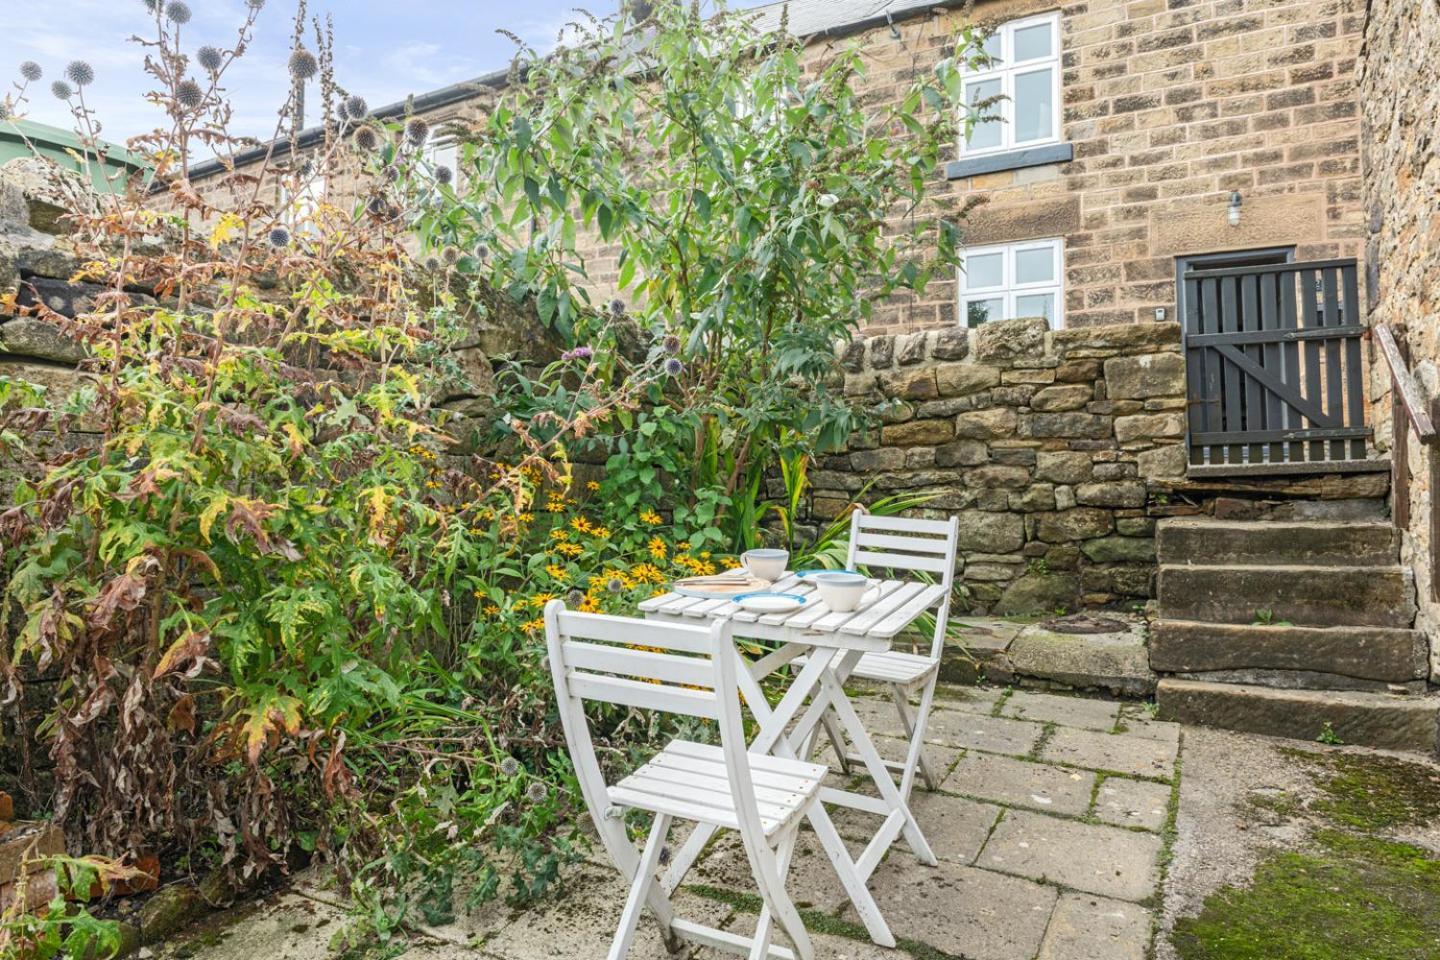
[1359,0,1440,674]
[812,316,1186,613]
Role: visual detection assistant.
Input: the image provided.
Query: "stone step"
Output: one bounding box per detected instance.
[1150,620,1428,686]
[1155,518,1399,567]
[1157,679,1439,755]
[1156,563,1415,629]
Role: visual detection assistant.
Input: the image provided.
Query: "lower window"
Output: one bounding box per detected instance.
[958,238,1064,329]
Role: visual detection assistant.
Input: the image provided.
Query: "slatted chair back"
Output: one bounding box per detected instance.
[845,509,960,660]
[543,601,765,838]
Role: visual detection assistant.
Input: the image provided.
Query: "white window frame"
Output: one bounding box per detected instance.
[958,238,1065,330]
[959,12,1062,157]
[426,138,460,186]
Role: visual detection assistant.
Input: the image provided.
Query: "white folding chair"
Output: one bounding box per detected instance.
[545,600,827,960]
[815,508,959,799]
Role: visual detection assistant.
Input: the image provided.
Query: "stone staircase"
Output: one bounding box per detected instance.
[1153,516,1439,754]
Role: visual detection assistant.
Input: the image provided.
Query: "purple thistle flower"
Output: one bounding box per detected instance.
[664,357,684,376]
[434,164,454,185]
[662,334,681,356]
[51,81,73,100]
[176,79,204,110]
[343,94,368,120]
[562,346,594,361]
[19,62,42,82]
[608,298,625,317]
[352,124,380,151]
[165,1,191,24]
[268,226,291,248]
[404,116,430,146]
[196,46,223,73]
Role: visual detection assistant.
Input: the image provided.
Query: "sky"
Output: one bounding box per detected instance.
[5,0,776,146]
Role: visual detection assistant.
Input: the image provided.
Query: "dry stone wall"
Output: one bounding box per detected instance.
[812,316,1186,612]
[1359,0,1440,677]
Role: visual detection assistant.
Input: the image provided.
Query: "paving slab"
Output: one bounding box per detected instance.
[925,710,1045,756]
[934,682,1008,716]
[689,830,855,916]
[1000,690,1123,730]
[980,810,1163,903]
[946,751,1096,816]
[483,866,731,960]
[1037,892,1153,960]
[1092,776,1173,833]
[838,859,1058,960]
[722,916,904,959]
[1116,706,1183,746]
[1041,726,1179,780]
[153,893,347,960]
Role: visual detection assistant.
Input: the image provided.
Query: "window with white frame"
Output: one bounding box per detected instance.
[426,138,459,184]
[959,239,1064,329]
[961,12,1060,156]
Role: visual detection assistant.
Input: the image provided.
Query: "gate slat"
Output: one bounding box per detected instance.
[1280,270,1303,463]
[1322,267,1343,461]
[1201,277,1224,466]
[1342,263,1364,459]
[1184,276,1206,466]
[1241,272,1263,464]
[1259,271,1283,464]
[1300,267,1324,461]
[1220,276,1244,465]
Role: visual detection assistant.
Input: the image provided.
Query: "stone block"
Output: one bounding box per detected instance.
[935,438,989,467]
[1007,623,1156,696]
[945,752,1096,816]
[1041,726,1177,779]
[843,371,880,396]
[974,317,1049,362]
[1010,483,1057,512]
[955,407,1019,439]
[936,362,1001,397]
[1075,480,1147,508]
[1103,353,1186,399]
[1114,412,1185,443]
[1023,412,1112,439]
[868,335,894,369]
[896,330,931,365]
[932,327,971,360]
[0,317,88,364]
[1136,442,1187,478]
[1055,358,1102,382]
[1034,507,1114,542]
[965,464,1032,489]
[918,395,987,417]
[1157,563,1416,628]
[1030,383,1093,411]
[880,367,939,401]
[1037,894,1153,960]
[995,571,1081,615]
[849,447,907,472]
[1092,778,1172,833]
[955,510,1026,553]
[1080,535,1156,564]
[1149,620,1427,682]
[880,418,954,446]
[1001,690,1124,731]
[1035,450,1094,484]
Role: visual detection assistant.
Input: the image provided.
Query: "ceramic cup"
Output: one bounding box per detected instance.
[812,571,870,612]
[741,548,789,582]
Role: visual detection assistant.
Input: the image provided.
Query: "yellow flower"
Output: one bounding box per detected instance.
[483,604,500,616]
[591,526,611,539]
[640,508,662,525]
[556,542,584,557]
[518,512,534,523]
[586,480,600,491]
[531,592,557,607]
[648,537,667,561]
[570,516,593,534]
[579,596,601,613]
[521,617,545,632]
[550,529,569,541]
[545,564,568,582]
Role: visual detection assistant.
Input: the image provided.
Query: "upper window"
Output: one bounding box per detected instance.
[961,13,1060,157]
[959,238,1064,329]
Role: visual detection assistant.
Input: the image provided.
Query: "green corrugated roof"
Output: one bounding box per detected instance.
[0,118,149,191]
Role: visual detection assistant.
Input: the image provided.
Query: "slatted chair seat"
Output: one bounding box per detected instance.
[792,649,938,686]
[610,741,827,839]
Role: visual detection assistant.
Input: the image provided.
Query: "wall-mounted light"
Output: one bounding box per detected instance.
[1227,190,1242,227]
[886,13,901,39]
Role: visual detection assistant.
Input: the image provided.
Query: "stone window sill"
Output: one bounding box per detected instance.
[944,142,1074,181]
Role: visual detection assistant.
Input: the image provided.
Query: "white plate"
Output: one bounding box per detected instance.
[735,593,812,614]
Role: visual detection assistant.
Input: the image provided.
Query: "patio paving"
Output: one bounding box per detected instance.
[157,682,1182,960]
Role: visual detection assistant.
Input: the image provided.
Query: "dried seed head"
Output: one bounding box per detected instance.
[288,48,318,81]
[165,1,192,24]
[381,164,400,182]
[51,81,73,100]
[608,298,625,317]
[175,79,204,110]
[0,102,11,122]
[662,334,681,356]
[606,577,624,594]
[352,124,380,151]
[566,589,584,606]
[423,254,441,272]
[525,781,548,803]
[343,94,368,120]
[64,61,94,87]
[441,245,460,264]
[434,164,453,185]
[19,62,42,82]
[268,226,291,248]
[247,0,266,8]
[499,756,521,777]
[404,116,430,145]
[366,195,389,217]
[196,46,223,72]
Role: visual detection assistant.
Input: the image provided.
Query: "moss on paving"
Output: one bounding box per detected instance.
[1171,831,1440,960]
[1283,749,1440,831]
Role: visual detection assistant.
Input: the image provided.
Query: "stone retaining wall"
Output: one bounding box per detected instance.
[813,316,1186,612]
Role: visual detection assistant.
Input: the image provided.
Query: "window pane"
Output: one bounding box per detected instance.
[966,298,1004,328]
[1015,293,1056,323]
[1014,246,1055,285]
[1013,69,1054,143]
[1013,22,1052,61]
[964,252,1004,289]
[965,78,1002,151]
[981,32,1002,65]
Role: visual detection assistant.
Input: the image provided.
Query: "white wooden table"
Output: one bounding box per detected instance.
[638,572,949,949]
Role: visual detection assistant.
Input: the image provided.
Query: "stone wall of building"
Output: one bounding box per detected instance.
[810,316,1187,612]
[1359,0,1440,676]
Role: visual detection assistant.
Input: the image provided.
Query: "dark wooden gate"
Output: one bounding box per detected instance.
[1182,258,1369,473]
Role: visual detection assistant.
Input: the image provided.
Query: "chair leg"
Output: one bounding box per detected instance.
[890,681,938,793]
[745,822,813,960]
[608,814,673,960]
